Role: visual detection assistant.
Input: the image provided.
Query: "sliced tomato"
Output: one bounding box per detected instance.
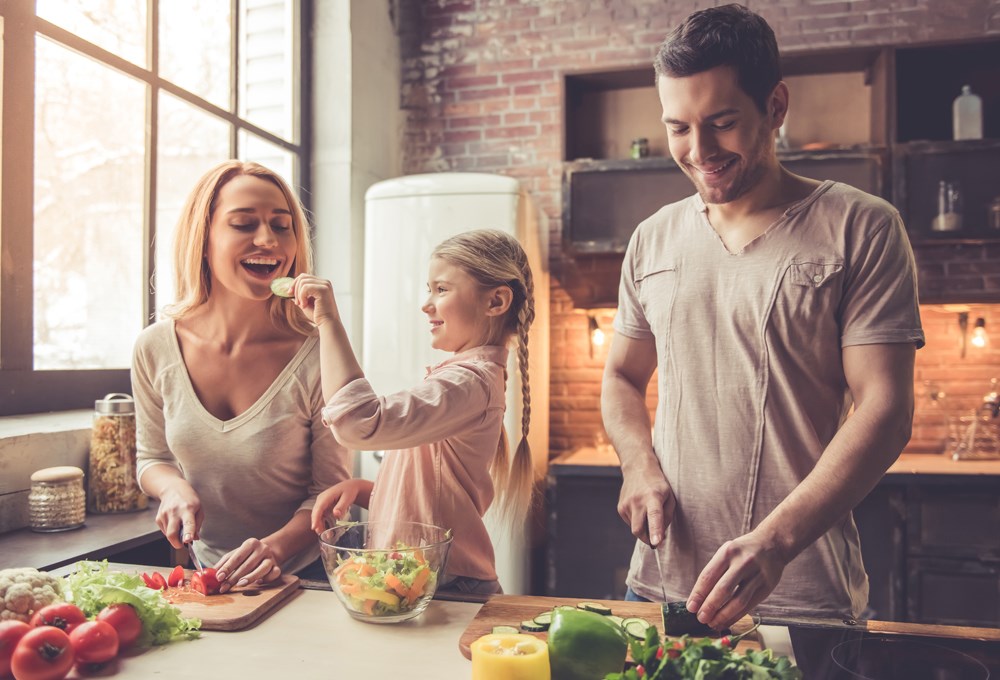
[166,564,186,588]
[141,571,167,591]
[29,603,86,633]
[191,568,220,595]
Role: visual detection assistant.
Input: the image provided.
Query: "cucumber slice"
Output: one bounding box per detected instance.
[492,625,520,634]
[622,617,653,639]
[270,277,295,298]
[577,601,613,615]
[607,615,625,628]
[532,611,553,626]
[520,619,547,632]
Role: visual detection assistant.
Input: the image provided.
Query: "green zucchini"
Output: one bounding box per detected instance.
[492,625,520,634]
[661,601,719,637]
[621,617,653,639]
[520,619,547,632]
[577,601,612,615]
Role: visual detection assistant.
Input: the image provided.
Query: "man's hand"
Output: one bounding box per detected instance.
[618,463,675,548]
[686,531,787,630]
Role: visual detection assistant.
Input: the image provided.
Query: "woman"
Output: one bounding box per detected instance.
[132,160,352,593]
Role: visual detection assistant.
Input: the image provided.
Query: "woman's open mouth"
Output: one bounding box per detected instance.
[241,257,281,278]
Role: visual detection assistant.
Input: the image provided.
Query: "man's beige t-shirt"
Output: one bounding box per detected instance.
[613,181,924,618]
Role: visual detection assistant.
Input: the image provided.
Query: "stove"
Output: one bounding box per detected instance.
[785,626,998,679]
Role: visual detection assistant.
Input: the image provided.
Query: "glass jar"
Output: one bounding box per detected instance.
[630,137,649,159]
[89,393,148,513]
[29,466,86,532]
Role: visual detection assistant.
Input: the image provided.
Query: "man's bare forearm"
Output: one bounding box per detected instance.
[601,370,659,475]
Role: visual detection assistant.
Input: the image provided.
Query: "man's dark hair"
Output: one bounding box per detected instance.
[654,4,781,113]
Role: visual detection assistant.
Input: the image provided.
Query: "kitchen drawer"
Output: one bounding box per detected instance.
[906,557,1000,627]
[906,485,1000,558]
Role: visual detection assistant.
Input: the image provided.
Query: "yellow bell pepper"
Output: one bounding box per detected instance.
[471,633,550,680]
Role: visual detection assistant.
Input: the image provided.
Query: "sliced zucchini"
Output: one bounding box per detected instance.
[621,617,653,639]
[520,619,547,632]
[577,601,613,615]
[270,277,295,298]
[607,615,625,628]
[492,625,520,634]
[532,611,553,626]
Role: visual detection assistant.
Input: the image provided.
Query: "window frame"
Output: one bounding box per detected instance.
[0,0,312,415]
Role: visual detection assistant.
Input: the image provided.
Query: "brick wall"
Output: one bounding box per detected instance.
[398,0,1000,460]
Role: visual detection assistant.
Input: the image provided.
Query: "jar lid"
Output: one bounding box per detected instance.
[31,466,84,483]
[95,392,134,414]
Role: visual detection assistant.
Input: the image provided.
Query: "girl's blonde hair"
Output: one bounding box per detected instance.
[162,160,314,336]
[432,229,535,525]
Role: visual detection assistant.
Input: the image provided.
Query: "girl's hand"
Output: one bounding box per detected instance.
[213,538,282,593]
[291,274,340,327]
[310,479,373,533]
[155,480,204,550]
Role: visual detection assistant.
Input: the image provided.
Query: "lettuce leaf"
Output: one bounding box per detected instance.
[62,560,200,646]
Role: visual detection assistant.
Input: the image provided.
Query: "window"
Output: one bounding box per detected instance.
[0,0,311,415]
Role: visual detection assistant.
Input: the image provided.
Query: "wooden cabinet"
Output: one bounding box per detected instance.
[547,454,1000,627]
[560,40,1000,306]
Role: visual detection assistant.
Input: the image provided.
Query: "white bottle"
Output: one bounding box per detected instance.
[953,85,983,141]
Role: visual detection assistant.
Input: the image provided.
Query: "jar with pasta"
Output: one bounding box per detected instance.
[89,393,148,513]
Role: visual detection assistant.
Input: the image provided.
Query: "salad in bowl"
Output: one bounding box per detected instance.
[318,521,452,623]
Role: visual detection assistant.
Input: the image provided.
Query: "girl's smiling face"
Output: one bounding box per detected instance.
[205,175,297,300]
[422,257,494,353]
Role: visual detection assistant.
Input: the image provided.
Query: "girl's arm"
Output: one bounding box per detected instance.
[290,274,364,401]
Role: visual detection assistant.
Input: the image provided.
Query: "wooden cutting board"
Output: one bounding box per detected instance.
[133,567,301,631]
[458,594,757,660]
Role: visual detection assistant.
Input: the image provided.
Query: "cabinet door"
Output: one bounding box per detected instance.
[853,485,906,621]
[546,474,635,599]
[907,484,1000,560]
[906,557,1000,627]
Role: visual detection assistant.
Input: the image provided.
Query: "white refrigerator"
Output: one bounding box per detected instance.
[358,172,549,595]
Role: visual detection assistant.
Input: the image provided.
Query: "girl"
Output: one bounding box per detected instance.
[293,229,535,595]
[133,160,352,593]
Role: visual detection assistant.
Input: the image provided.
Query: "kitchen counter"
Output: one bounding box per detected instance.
[0,508,164,571]
[550,447,1000,476]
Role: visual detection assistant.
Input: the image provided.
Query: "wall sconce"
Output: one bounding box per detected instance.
[589,314,605,358]
[972,317,988,348]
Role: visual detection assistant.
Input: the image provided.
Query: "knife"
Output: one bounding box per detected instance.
[650,539,668,603]
[185,541,206,573]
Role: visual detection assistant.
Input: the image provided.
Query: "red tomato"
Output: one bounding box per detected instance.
[167,564,186,588]
[28,603,86,633]
[141,571,167,590]
[191,568,220,595]
[10,626,74,680]
[95,604,143,649]
[0,621,32,676]
[68,621,118,665]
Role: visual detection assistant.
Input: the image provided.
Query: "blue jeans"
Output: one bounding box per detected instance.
[625,586,652,602]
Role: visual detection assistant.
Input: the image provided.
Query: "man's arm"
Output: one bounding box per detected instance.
[601,333,673,547]
[687,342,915,628]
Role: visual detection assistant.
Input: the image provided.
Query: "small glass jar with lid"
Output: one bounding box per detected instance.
[29,466,86,532]
[89,393,148,513]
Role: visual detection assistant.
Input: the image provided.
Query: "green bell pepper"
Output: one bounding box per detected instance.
[547,606,628,680]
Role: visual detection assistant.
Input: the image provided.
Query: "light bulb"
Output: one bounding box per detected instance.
[972,317,987,348]
[591,327,605,347]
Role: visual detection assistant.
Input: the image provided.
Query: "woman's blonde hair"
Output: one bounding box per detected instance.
[432,229,535,525]
[163,160,314,336]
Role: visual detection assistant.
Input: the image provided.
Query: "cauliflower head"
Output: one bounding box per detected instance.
[0,567,62,622]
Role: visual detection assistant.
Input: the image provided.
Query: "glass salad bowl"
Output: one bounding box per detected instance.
[318,521,453,624]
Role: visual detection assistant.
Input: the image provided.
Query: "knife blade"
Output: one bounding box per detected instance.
[186,542,206,573]
[650,539,668,603]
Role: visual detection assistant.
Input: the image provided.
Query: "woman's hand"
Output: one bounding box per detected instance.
[310,478,374,533]
[291,274,340,328]
[214,538,282,594]
[154,480,204,550]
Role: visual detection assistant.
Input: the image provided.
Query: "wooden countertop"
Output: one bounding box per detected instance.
[0,508,161,571]
[551,447,1000,476]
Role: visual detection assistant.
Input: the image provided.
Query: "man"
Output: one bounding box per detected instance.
[601,4,923,629]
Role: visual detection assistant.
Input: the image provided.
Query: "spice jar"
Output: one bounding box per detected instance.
[630,137,649,159]
[29,466,86,532]
[89,393,148,513]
